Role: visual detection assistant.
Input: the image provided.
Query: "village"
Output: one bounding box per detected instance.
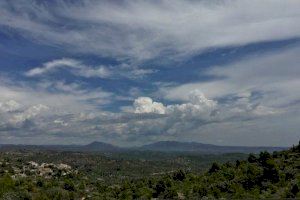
[0,158,76,179]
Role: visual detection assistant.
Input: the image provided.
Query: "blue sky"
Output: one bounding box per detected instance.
[0,0,299,146]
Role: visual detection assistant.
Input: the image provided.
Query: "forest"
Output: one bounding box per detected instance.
[0,142,299,199]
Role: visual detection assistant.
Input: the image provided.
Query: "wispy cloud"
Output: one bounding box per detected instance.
[25,58,156,80]
[161,46,300,109]
[25,58,81,77]
[1,0,299,61]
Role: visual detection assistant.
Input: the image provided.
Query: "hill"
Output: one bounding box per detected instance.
[140,141,287,153]
[0,141,120,152]
[0,141,286,154]
[82,141,120,151]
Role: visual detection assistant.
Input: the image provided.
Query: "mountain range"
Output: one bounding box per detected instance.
[0,141,287,154]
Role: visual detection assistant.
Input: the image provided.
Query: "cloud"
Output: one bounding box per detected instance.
[0,75,113,115]
[0,68,289,146]
[1,1,300,146]
[25,58,111,79]
[1,0,299,61]
[128,89,280,140]
[0,98,50,135]
[25,58,81,77]
[0,77,282,146]
[53,119,68,127]
[0,100,20,113]
[133,90,217,116]
[134,97,166,114]
[1,46,299,146]
[0,76,116,142]
[9,104,49,125]
[25,58,156,80]
[161,46,300,109]
[79,66,111,78]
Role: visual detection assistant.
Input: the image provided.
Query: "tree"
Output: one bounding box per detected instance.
[153,180,166,197]
[291,184,299,197]
[242,164,263,190]
[209,162,220,173]
[247,154,257,163]
[262,159,279,183]
[172,170,186,181]
[258,151,271,165]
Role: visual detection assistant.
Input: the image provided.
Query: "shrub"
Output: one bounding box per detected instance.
[209,162,220,173]
[63,180,75,191]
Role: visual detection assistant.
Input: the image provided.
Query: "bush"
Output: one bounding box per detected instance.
[248,154,257,163]
[258,151,271,165]
[0,175,14,195]
[209,162,220,173]
[63,180,75,191]
[153,180,166,197]
[172,170,186,181]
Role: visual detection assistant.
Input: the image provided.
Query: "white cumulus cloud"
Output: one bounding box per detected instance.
[134,97,166,114]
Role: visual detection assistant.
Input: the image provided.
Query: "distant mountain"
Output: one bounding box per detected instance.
[0,141,287,154]
[140,141,287,154]
[0,144,80,152]
[0,141,121,152]
[82,141,120,151]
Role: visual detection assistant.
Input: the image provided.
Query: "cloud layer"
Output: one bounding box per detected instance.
[162,46,300,109]
[1,0,299,61]
[0,76,287,146]
[0,0,299,146]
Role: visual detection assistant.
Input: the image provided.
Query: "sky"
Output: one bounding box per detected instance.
[0,0,299,147]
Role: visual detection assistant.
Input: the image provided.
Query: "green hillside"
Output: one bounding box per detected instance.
[0,142,299,199]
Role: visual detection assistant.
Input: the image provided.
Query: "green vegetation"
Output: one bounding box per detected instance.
[0,143,299,199]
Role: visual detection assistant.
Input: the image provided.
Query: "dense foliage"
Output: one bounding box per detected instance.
[0,143,299,199]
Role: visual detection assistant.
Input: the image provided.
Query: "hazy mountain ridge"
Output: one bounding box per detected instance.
[82,141,120,151]
[0,141,287,154]
[140,141,287,153]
